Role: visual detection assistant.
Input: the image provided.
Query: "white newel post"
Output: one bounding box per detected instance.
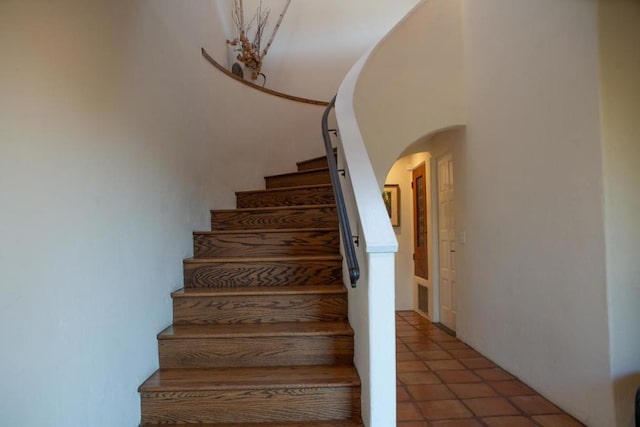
[367,252,397,426]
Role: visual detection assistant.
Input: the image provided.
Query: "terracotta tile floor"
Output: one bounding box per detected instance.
[396,311,585,427]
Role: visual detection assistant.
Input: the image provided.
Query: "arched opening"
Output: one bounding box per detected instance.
[384,126,465,331]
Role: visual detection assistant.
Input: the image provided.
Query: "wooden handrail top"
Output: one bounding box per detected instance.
[201,48,329,107]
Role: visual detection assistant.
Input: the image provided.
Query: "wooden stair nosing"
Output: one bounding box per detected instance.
[192,228,341,258]
[171,285,348,325]
[211,204,338,230]
[157,321,354,339]
[138,365,360,392]
[183,256,343,288]
[210,203,336,214]
[296,154,334,170]
[296,148,336,168]
[183,254,342,264]
[158,338,354,368]
[140,387,360,424]
[141,421,363,427]
[235,183,333,197]
[236,184,335,208]
[171,284,347,298]
[265,168,331,189]
[264,167,330,181]
[194,227,339,236]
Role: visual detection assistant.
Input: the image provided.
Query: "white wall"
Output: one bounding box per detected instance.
[354,0,466,187]
[351,0,616,425]
[461,2,613,424]
[0,2,216,425]
[0,1,327,425]
[599,1,640,425]
[219,0,420,101]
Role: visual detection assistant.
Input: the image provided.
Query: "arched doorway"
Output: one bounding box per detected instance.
[384,127,465,332]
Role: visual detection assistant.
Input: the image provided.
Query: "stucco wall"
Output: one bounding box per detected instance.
[354,0,466,188]
[0,0,326,425]
[351,0,615,425]
[461,2,613,424]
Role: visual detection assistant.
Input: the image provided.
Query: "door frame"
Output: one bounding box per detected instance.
[428,151,456,328]
[435,152,456,331]
[412,162,428,280]
[429,155,441,323]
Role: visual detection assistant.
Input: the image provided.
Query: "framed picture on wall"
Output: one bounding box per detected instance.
[382,184,400,227]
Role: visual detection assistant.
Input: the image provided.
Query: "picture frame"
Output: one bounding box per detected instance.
[382,184,400,227]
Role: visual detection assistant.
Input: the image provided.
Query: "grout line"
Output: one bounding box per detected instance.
[395,312,585,426]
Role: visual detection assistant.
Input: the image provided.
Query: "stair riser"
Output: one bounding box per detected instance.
[141,387,360,424]
[184,260,342,288]
[211,206,338,230]
[140,422,363,427]
[193,230,340,258]
[265,170,331,189]
[173,294,348,324]
[237,186,334,208]
[298,156,331,171]
[158,336,354,368]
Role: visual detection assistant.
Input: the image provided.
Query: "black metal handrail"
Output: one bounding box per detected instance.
[322,96,360,287]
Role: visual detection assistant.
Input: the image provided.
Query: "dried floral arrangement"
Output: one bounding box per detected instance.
[227,0,291,81]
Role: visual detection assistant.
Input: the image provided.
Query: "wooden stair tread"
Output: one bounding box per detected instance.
[236,183,332,196]
[139,365,360,392]
[265,168,331,189]
[172,284,346,298]
[158,321,354,339]
[264,167,329,180]
[183,255,342,288]
[139,150,359,424]
[297,154,332,167]
[171,284,348,325]
[194,227,338,235]
[211,204,338,231]
[296,148,337,165]
[184,254,342,264]
[142,421,362,427]
[211,203,336,214]
[236,184,335,208]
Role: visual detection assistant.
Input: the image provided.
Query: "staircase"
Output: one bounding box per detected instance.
[138,152,363,426]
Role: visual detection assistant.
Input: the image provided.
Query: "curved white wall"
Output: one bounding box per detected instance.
[349,0,617,425]
[335,49,399,427]
[354,0,466,187]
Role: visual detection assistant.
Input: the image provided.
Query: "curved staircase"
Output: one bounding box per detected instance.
[138,153,362,426]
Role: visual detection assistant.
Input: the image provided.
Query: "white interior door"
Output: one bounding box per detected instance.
[437,153,457,331]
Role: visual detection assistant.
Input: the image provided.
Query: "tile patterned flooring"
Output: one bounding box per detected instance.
[396,311,585,427]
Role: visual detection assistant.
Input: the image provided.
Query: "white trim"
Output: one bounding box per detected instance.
[429,155,441,322]
[336,50,398,254]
